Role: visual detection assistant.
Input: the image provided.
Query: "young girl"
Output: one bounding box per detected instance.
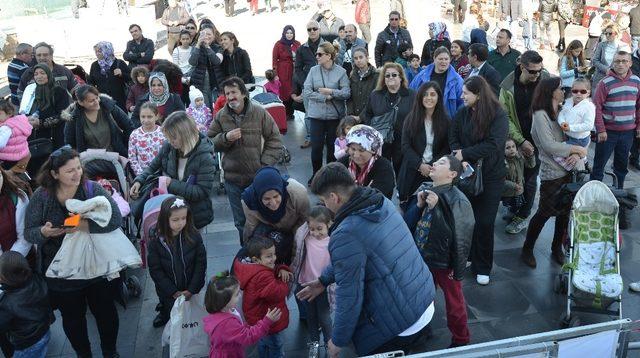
[0,99,32,174]
[202,272,282,357]
[290,206,334,354]
[334,115,358,160]
[127,65,150,113]
[172,30,194,86]
[128,102,166,176]
[264,69,281,97]
[147,196,206,328]
[186,86,212,133]
[558,40,588,97]
[555,78,595,170]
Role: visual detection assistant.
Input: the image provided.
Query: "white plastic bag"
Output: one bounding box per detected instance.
[162,294,209,358]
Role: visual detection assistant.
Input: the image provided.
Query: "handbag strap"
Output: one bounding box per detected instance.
[319,68,342,118]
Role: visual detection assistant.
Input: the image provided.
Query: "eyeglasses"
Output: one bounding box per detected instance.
[51,145,72,158]
[384,73,399,78]
[613,59,629,64]
[307,27,319,32]
[604,32,615,35]
[316,52,328,57]
[389,18,400,21]
[524,67,542,75]
[571,89,588,94]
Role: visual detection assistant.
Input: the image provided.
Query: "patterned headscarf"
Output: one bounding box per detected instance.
[280,25,296,46]
[346,125,384,186]
[148,72,170,106]
[95,41,115,75]
[429,22,450,42]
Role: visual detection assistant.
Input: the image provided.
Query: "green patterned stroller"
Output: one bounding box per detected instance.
[558,180,622,327]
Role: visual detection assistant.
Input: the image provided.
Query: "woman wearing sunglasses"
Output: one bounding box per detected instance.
[591,24,631,92]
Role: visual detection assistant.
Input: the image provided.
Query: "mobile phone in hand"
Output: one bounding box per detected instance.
[460,164,475,179]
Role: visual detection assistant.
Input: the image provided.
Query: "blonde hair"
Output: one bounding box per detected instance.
[375,63,408,91]
[318,42,340,61]
[163,111,200,155]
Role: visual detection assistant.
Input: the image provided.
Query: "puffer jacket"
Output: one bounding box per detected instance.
[0,274,51,350]
[133,133,216,229]
[222,47,255,84]
[409,64,464,118]
[403,183,475,280]
[319,187,435,355]
[303,64,351,120]
[347,64,378,116]
[374,25,413,67]
[208,99,283,187]
[189,43,225,93]
[62,94,135,157]
[0,114,32,162]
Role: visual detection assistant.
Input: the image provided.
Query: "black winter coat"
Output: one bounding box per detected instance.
[131,93,185,128]
[347,64,378,117]
[88,59,131,111]
[189,43,225,93]
[374,25,413,67]
[632,52,640,77]
[147,232,207,300]
[293,38,326,87]
[134,133,216,229]
[338,155,395,199]
[420,39,451,67]
[0,275,51,350]
[28,86,72,149]
[62,95,135,157]
[123,37,155,69]
[478,62,502,97]
[222,47,255,84]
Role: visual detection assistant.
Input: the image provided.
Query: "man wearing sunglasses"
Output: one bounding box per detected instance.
[591,51,640,189]
[374,11,413,68]
[498,50,549,234]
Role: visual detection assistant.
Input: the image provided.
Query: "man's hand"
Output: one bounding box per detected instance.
[28,116,40,128]
[520,140,534,157]
[597,132,607,143]
[416,190,427,208]
[572,145,587,158]
[172,291,182,299]
[296,279,325,302]
[278,269,292,283]
[226,128,242,142]
[113,68,122,77]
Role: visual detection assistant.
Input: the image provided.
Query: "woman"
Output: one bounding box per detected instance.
[409,47,464,118]
[591,24,630,91]
[63,85,135,157]
[398,82,450,206]
[450,40,469,74]
[130,111,215,230]
[556,0,573,52]
[362,62,415,175]
[131,72,185,127]
[88,41,130,111]
[189,25,225,107]
[24,147,122,357]
[558,40,588,96]
[150,59,186,105]
[272,25,301,120]
[347,47,378,118]
[521,77,587,268]
[421,22,451,66]
[303,42,350,181]
[449,76,508,286]
[241,166,310,261]
[220,31,255,84]
[338,124,395,199]
[24,64,71,175]
[0,168,32,259]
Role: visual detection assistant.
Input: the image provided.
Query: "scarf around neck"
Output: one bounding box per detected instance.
[148,72,171,106]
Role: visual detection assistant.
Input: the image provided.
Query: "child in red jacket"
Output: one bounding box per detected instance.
[233,236,291,358]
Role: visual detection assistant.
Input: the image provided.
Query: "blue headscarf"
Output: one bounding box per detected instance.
[241,166,289,224]
[280,25,296,46]
[470,28,488,46]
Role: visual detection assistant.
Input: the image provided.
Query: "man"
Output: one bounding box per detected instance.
[298,162,435,357]
[499,50,549,234]
[161,0,190,54]
[315,6,345,44]
[224,0,235,17]
[17,42,77,102]
[488,29,521,81]
[207,77,283,243]
[354,0,371,43]
[374,11,413,68]
[7,43,32,106]
[629,3,639,52]
[123,24,155,70]
[468,43,502,96]
[590,51,640,189]
[629,48,640,170]
[337,24,367,76]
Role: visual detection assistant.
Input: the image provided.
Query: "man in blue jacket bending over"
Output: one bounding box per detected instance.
[297,162,436,356]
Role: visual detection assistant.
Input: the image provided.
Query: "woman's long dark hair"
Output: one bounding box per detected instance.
[463,76,500,140]
[531,77,562,121]
[156,196,197,244]
[0,168,29,199]
[36,147,86,194]
[404,82,450,143]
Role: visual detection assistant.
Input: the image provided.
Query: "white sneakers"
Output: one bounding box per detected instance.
[630,281,640,292]
[476,275,490,285]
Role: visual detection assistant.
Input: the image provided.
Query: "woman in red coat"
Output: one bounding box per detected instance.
[272,25,301,120]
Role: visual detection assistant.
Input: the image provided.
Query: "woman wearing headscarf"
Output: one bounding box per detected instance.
[420,22,451,66]
[88,41,130,112]
[337,124,395,199]
[272,25,301,120]
[469,28,489,46]
[131,72,185,127]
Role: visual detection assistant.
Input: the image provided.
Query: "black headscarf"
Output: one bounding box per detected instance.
[32,63,56,114]
[241,166,289,224]
[280,25,296,46]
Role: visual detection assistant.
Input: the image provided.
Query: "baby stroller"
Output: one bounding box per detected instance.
[64,63,87,86]
[140,193,174,268]
[80,150,142,299]
[249,84,287,135]
[556,180,623,328]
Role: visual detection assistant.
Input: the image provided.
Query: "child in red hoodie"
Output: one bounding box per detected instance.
[202,272,282,357]
[233,236,291,358]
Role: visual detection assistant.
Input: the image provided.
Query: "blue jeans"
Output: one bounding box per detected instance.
[225,181,248,244]
[258,331,284,358]
[591,130,634,189]
[14,330,50,358]
[566,135,590,147]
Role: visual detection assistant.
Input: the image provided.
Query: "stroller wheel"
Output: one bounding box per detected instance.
[554,274,568,295]
[126,275,142,298]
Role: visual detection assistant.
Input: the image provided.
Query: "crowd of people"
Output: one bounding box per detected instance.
[1,0,640,357]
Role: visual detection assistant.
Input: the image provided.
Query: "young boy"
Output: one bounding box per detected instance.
[503,138,536,234]
[233,236,291,357]
[403,155,474,348]
[395,42,413,68]
[406,53,421,84]
[556,78,595,170]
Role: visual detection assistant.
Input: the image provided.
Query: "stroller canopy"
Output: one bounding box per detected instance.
[572,180,619,216]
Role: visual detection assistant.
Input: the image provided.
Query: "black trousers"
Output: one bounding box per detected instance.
[49,280,119,356]
[630,137,639,162]
[469,179,505,276]
[516,153,541,219]
[310,118,339,175]
[370,324,431,355]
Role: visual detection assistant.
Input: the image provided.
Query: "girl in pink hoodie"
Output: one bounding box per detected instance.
[0,99,32,172]
[203,272,282,358]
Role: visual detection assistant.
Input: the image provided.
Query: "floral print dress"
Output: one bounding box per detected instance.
[128,125,166,175]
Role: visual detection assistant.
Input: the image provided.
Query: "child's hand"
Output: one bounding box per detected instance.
[561,122,570,131]
[278,269,292,283]
[424,190,439,210]
[265,307,282,322]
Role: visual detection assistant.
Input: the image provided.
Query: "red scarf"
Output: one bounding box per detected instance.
[348,157,376,186]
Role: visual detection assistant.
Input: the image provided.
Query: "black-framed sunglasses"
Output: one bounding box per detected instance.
[51,145,72,158]
[571,89,588,94]
[307,27,319,32]
[525,67,543,75]
[384,73,399,78]
[389,18,400,21]
[316,52,327,57]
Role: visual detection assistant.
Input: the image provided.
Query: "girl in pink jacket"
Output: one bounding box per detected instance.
[203,272,282,358]
[0,99,32,171]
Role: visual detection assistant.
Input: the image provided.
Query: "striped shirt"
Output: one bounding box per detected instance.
[7,59,30,106]
[593,70,640,133]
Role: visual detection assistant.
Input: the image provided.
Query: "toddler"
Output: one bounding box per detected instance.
[126,65,150,113]
[555,78,595,170]
[0,251,52,358]
[503,138,536,234]
[264,69,281,97]
[334,115,358,160]
[186,86,212,133]
[128,102,166,176]
[203,272,282,357]
[0,99,32,174]
[406,54,422,84]
[290,206,335,355]
[233,236,291,358]
[172,30,194,85]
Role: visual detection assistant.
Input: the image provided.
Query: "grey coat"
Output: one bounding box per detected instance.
[336,38,368,66]
[591,41,630,89]
[303,63,351,120]
[531,110,584,181]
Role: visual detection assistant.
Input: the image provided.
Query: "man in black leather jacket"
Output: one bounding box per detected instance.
[404,154,474,348]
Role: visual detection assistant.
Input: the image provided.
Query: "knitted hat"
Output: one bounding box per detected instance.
[189,86,204,104]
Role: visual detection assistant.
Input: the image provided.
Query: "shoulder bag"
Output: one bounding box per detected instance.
[457,159,484,197]
[319,68,343,119]
[369,95,401,143]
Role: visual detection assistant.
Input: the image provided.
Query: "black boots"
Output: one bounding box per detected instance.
[556,38,566,52]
